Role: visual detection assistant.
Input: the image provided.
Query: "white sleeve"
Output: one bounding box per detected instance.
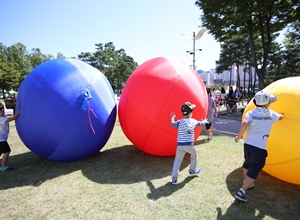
[0,116,7,125]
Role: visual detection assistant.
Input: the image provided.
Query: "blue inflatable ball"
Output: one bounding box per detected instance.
[16,58,117,162]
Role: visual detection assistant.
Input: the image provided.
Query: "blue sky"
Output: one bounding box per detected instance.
[0,0,284,71]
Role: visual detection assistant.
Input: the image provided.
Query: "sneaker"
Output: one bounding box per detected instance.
[172,177,178,185]
[0,166,13,172]
[189,168,201,176]
[235,189,248,202]
[206,137,212,141]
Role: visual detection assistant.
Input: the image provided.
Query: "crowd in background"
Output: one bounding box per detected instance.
[207,85,248,116]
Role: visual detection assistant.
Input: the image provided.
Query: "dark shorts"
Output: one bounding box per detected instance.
[0,141,11,154]
[205,122,212,130]
[243,143,268,179]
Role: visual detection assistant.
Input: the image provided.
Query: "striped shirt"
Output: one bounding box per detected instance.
[171,117,206,146]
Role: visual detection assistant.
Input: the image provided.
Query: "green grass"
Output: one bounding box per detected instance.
[1,119,300,220]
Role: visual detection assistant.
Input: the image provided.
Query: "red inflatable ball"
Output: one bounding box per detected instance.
[118,57,207,156]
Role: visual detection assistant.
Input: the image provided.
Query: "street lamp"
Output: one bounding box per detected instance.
[182,28,207,71]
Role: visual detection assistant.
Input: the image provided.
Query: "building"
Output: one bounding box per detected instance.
[196,65,257,87]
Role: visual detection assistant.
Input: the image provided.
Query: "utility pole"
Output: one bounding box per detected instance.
[182,28,207,71]
[193,32,196,71]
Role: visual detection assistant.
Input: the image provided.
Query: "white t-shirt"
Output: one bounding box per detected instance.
[0,116,9,141]
[211,91,216,99]
[244,108,281,150]
[220,93,226,99]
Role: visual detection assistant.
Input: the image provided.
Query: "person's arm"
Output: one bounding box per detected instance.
[234,120,251,142]
[196,118,209,126]
[212,99,217,113]
[170,112,179,128]
[5,109,21,123]
[278,113,284,120]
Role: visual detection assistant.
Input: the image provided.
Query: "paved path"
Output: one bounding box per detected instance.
[212,117,242,138]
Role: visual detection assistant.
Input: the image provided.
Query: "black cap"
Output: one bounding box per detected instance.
[181,102,196,115]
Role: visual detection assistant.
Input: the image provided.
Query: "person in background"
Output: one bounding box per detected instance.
[211,88,216,100]
[234,91,284,202]
[205,88,218,141]
[225,96,237,114]
[240,87,245,105]
[218,87,227,114]
[170,102,208,185]
[235,87,242,106]
[228,86,234,99]
[0,103,21,172]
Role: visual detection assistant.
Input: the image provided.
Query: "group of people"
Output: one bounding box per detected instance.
[1,86,284,204]
[213,86,246,115]
[169,90,283,203]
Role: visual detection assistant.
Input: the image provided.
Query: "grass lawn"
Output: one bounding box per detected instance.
[1,118,300,220]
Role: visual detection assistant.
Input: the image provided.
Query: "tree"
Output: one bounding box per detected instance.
[0,43,53,95]
[78,42,138,94]
[280,21,300,77]
[195,0,300,89]
[29,48,54,69]
[216,36,249,87]
[0,43,20,96]
[5,43,32,89]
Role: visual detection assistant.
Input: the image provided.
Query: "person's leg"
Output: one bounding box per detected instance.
[243,168,248,181]
[2,152,9,168]
[243,146,267,191]
[0,141,11,169]
[235,144,250,202]
[233,105,237,112]
[171,146,186,178]
[226,104,231,113]
[242,176,256,191]
[205,123,211,139]
[236,144,267,201]
[184,146,198,171]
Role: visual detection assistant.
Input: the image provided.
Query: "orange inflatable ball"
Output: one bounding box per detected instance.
[118,57,208,156]
[243,77,300,185]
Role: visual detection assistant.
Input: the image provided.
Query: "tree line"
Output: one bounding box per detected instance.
[196,0,300,90]
[0,42,138,98]
[0,43,54,97]
[2,0,299,97]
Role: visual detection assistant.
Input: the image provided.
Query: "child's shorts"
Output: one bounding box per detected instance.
[243,143,267,179]
[205,122,212,130]
[0,141,11,154]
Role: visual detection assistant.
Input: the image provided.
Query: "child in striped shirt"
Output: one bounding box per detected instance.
[170,102,208,184]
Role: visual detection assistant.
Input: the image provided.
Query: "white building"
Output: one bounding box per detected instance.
[197,65,257,86]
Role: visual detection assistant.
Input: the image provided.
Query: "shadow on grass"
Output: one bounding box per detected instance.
[146,176,196,201]
[0,145,192,189]
[217,167,300,220]
[82,145,191,184]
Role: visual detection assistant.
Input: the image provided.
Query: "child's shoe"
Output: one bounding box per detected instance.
[235,189,248,202]
[171,177,178,185]
[189,168,201,176]
[0,166,13,172]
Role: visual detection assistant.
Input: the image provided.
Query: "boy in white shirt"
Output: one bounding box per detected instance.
[234,91,284,202]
